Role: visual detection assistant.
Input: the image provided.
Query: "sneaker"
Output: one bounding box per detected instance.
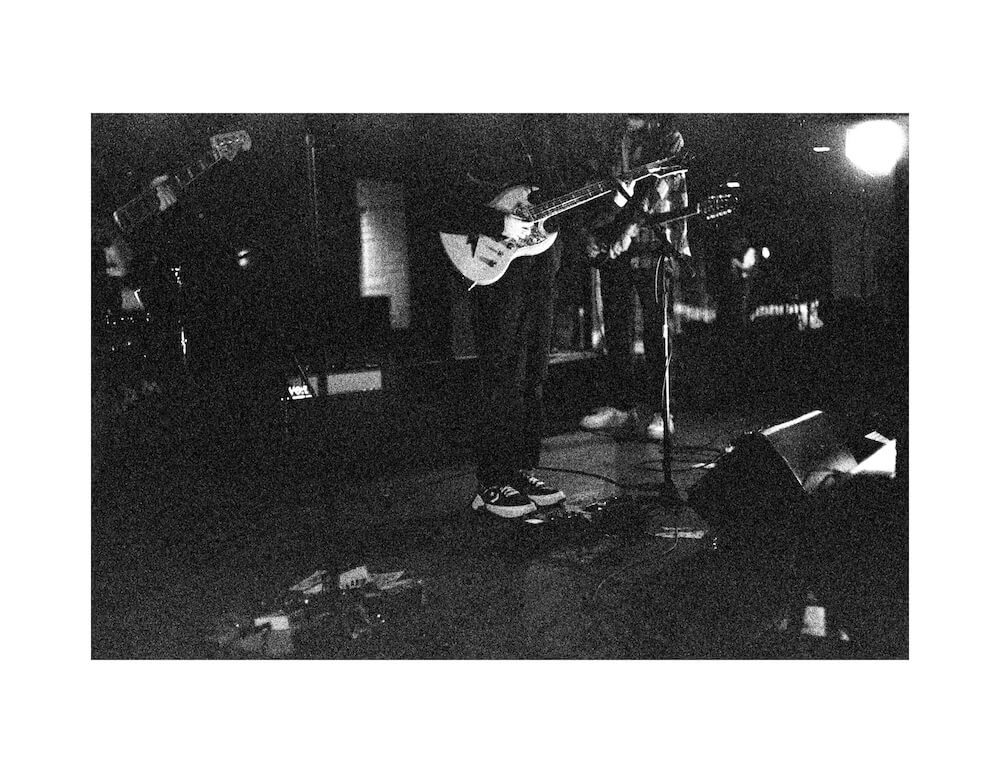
[645,412,675,441]
[517,470,566,507]
[471,484,538,518]
[580,406,632,431]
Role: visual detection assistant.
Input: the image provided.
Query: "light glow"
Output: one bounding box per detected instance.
[846,120,907,176]
[726,181,741,188]
[762,410,823,436]
[812,146,831,153]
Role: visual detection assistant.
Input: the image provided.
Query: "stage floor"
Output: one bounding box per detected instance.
[92,399,906,659]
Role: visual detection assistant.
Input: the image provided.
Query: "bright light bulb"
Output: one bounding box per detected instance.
[846,120,906,176]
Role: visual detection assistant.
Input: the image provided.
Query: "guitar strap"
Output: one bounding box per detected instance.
[616,133,635,204]
[603,132,659,241]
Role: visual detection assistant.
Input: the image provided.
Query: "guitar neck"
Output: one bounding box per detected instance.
[522,159,686,221]
[647,204,701,225]
[112,148,222,232]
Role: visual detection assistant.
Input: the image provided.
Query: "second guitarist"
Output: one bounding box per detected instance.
[577,116,691,442]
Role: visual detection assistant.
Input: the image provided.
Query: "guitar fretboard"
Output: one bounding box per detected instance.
[166,148,222,192]
[519,158,685,221]
[113,148,222,232]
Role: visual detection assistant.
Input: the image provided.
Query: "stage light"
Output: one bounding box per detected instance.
[812,146,831,153]
[846,119,907,176]
[761,247,771,259]
[726,181,741,188]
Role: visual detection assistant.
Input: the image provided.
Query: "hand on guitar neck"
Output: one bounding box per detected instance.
[150,175,178,212]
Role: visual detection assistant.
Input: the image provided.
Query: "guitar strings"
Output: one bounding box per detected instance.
[521,158,678,221]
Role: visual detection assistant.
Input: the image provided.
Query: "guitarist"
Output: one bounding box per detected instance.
[417,116,568,520]
[92,165,182,466]
[577,116,691,442]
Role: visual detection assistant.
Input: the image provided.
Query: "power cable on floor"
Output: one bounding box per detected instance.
[533,465,640,491]
[592,527,681,604]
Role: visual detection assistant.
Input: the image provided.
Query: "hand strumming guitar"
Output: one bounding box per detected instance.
[501,213,533,240]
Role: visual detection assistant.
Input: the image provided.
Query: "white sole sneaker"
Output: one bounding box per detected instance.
[579,407,632,431]
[646,413,674,441]
[471,494,537,519]
[525,490,566,507]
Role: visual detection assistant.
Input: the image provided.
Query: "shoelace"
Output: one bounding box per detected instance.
[497,485,521,498]
[520,471,548,488]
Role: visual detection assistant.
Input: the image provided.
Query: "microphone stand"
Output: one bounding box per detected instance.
[657,248,684,507]
[629,223,700,537]
[582,181,700,534]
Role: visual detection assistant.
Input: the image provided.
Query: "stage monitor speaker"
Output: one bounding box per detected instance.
[688,410,888,555]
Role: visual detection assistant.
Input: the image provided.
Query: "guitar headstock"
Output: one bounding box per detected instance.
[211,130,252,161]
[700,193,738,222]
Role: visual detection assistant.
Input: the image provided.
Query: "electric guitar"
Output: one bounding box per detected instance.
[440,156,689,287]
[648,193,738,226]
[586,193,739,265]
[111,130,252,233]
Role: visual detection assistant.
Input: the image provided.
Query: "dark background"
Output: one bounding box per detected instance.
[91,112,908,449]
[91,112,908,360]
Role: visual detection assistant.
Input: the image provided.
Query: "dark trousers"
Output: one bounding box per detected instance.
[598,260,666,411]
[470,244,560,487]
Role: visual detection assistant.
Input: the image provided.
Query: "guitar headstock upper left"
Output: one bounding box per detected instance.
[211,130,252,161]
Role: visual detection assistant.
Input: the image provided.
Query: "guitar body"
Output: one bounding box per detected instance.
[440,184,558,286]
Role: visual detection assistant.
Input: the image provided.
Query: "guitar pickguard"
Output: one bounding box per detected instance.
[474,216,547,262]
[520,221,551,249]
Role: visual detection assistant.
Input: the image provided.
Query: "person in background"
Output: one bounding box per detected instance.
[578,116,691,441]
[92,172,180,418]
